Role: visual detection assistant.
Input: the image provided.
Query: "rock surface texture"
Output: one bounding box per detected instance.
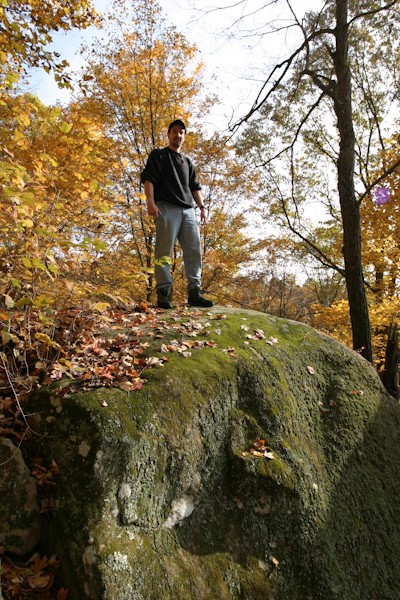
[28,307,400,599]
[0,438,41,555]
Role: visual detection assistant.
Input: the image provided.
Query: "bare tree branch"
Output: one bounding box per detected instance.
[230,25,335,131]
[348,0,399,27]
[358,157,400,204]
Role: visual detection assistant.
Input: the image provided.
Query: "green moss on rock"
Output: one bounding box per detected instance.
[27,307,400,599]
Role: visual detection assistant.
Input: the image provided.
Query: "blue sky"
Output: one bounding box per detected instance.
[26,0,303,133]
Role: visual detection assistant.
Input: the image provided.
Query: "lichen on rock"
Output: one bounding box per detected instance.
[26,307,400,599]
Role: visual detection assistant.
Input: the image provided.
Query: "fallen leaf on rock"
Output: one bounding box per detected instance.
[249,437,273,459]
[118,381,134,392]
[254,504,271,515]
[145,357,164,367]
[132,380,145,390]
[253,438,265,449]
[233,496,244,509]
[221,347,235,354]
[182,340,196,348]
[27,573,51,589]
[250,449,264,456]
[48,460,60,475]
[27,553,49,572]
[205,340,217,348]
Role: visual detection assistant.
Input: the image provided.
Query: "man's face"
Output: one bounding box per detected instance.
[168,125,185,151]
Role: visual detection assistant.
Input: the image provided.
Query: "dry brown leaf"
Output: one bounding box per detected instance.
[250,449,264,457]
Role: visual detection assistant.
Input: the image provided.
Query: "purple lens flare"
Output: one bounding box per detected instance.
[373,187,390,205]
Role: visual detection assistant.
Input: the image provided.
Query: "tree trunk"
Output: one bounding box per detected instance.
[374,266,384,300]
[333,0,372,362]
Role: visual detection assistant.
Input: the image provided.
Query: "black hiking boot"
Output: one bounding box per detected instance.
[157,287,173,309]
[188,288,214,307]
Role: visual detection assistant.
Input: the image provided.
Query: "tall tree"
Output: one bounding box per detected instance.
[230,0,400,362]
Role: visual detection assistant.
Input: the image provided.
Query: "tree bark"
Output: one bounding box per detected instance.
[333,0,372,362]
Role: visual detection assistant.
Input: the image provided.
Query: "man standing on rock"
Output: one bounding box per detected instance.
[141,119,214,309]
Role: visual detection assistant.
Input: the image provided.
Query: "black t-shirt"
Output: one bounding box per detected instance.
[140,147,202,209]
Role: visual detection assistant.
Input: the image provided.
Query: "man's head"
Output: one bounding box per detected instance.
[167,120,186,152]
[168,119,186,133]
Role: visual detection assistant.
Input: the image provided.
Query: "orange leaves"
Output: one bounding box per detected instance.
[0,82,116,306]
[0,0,99,87]
[0,549,66,600]
[243,438,274,460]
[31,458,60,487]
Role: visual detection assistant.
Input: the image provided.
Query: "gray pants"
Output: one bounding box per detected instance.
[154,201,202,292]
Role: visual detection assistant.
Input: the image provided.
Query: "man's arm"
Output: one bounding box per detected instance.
[145,180,162,218]
[192,190,208,225]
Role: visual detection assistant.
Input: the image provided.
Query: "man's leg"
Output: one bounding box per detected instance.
[178,208,213,307]
[177,207,202,291]
[155,202,182,307]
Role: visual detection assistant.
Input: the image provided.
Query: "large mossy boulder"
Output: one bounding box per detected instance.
[29,307,400,599]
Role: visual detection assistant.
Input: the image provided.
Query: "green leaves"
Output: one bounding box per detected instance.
[60,121,73,133]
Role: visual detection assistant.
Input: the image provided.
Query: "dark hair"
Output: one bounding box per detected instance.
[168,119,186,133]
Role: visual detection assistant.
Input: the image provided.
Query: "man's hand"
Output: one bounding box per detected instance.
[192,190,207,225]
[144,181,161,217]
[147,198,162,218]
[200,206,208,225]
